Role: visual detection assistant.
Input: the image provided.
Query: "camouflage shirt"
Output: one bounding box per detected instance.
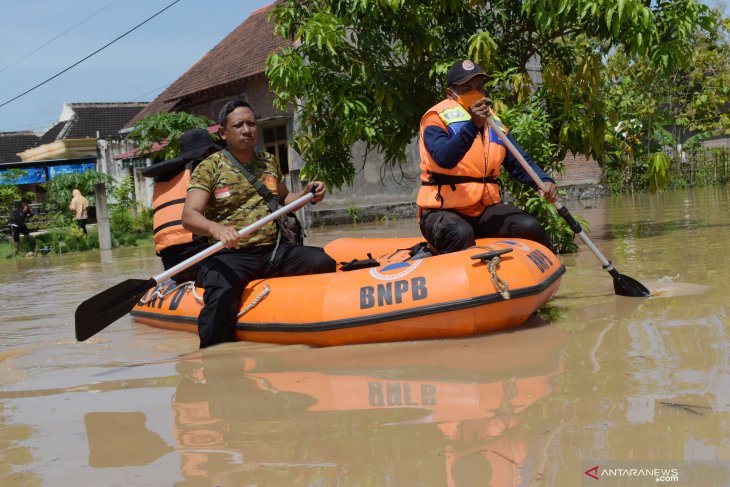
[188,150,283,249]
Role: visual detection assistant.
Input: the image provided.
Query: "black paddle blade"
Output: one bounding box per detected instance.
[610,270,651,297]
[75,278,157,341]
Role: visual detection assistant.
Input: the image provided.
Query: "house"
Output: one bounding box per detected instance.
[122,3,607,225]
[0,131,40,163]
[22,101,149,175]
[0,131,44,199]
[120,3,421,225]
[2,102,148,202]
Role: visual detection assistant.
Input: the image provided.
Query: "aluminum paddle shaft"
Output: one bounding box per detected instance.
[486,116,650,297]
[75,192,316,341]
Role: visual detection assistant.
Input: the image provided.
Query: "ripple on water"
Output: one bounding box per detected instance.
[648,275,711,298]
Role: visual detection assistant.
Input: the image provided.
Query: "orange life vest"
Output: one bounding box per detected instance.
[153,165,194,252]
[417,99,506,217]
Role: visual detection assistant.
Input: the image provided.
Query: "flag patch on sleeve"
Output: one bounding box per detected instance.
[214,187,231,199]
[265,176,278,191]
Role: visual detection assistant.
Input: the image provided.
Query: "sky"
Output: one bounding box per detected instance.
[0,0,727,134]
[0,0,273,133]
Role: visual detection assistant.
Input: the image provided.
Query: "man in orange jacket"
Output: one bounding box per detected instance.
[417,60,558,254]
[142,128,221,282]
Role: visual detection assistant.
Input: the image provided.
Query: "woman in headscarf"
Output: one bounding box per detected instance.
[69,189,89,235]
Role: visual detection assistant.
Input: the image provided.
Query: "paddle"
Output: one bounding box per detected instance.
[75,191,316,341]
[486,115,651,297]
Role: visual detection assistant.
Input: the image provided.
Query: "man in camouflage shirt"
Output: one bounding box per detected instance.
[183,99,336,347]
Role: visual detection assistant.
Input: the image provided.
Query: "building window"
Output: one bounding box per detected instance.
[263,124,289,175]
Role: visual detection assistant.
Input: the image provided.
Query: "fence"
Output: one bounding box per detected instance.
[671,147,729,186]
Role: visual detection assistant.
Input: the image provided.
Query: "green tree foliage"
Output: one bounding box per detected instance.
[126,111,216,160]
[499,98,584,252]
[110,174,136,210]
[602,7,728,191]
[645,152,671,193]
[44,170,114,214]
[266,0,715,251]
[266,0,715,189]
[42,170,114,229]
[0,169,35,222]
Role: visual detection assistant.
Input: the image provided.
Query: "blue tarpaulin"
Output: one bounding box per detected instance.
[0,162,95,185]
[0,167,47,184]
[47,163,96,179]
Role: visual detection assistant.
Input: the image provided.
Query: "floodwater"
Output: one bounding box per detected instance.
[1,186,729,486]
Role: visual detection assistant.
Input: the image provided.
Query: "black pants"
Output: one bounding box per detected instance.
[76,218,88,235]
[420,204,552,254]
[10,223,29,242]
[160,241,210,283]
[196,243,336,348]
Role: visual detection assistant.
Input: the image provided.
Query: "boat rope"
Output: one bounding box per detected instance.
[189,282,204,304]
[473,246,511,300]
[139,280,271,313]
[487,256,510,300]
[237,284,271,318]
[139,280,194,304]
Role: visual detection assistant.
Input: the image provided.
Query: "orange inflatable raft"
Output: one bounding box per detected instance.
[130,237,564,346]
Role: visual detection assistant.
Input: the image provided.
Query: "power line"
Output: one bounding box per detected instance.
[0,0,121,74]
[132,82,172,101]
[0,119,57,132]
[0,0,182,111]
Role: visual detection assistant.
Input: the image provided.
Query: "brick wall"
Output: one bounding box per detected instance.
[556,153,604,185]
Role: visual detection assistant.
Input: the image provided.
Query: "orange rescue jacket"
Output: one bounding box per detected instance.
[153,164,194,252]
[417,99,505,217]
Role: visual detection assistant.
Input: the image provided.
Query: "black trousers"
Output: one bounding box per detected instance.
[160,241,210,283]
[420,203,552,254]
[196,243,336,348]
[76,218,88,235]
[10,223,30,242]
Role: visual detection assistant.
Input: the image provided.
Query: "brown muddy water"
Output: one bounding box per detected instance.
[1,186,729,486]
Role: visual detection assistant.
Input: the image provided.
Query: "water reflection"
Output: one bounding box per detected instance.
[0,402,39,486]
[84,412,172,468]
[1,186,730,485]
[168,320,568,486]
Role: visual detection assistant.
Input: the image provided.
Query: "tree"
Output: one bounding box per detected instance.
[126,112,216,160]
[45,170,114,209]
[602,7,730,191]
[0,169,35,225]
[266,0,716,189]
[44,170,115,226]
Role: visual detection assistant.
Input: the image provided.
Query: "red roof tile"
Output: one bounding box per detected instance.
[124,2,288,129]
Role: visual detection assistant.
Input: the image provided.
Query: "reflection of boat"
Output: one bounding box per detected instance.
[171,322,569,486]
[131,237,564,346]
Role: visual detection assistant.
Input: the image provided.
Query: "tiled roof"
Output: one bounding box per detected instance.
[125,2,288,129]
[36,121,65,145]
[62,102,148,139]
[1,103,146,162]
[0,132,40,163]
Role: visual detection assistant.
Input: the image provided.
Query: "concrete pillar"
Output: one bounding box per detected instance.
[95,182,112,250]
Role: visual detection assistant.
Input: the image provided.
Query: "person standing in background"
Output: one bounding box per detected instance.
[9,200,32,254]
[142,128,221,283]
[69,189,89,235]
